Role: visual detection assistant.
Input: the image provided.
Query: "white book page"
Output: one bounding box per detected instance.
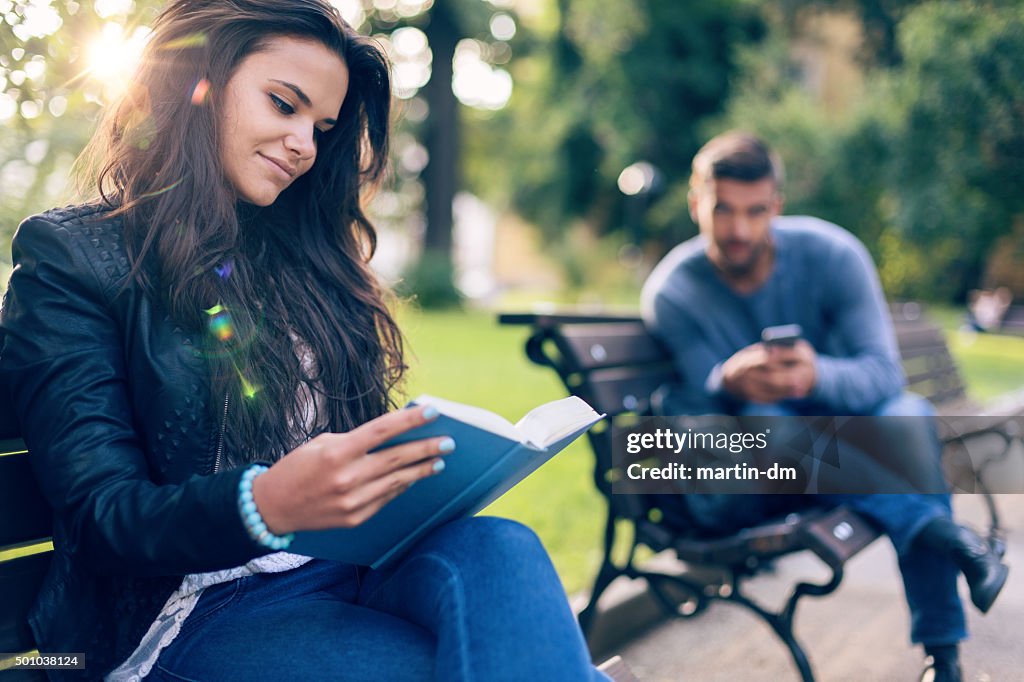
[412,394,600,449]
[412,394,524,443]
[514,396,601,448]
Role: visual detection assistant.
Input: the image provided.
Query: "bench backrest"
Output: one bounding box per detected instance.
[890,304,968,406]
[0,457,50,669]
[0,401,51,675]
[524,307,966,419]
[1000,305,1024,335]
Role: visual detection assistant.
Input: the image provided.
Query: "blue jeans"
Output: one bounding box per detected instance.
[150,517,609,681]
[686,393,966,646]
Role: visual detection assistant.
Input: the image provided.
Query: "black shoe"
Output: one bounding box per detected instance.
[916,519,1009,613]
[920,656,962,682]
[948,525,1009,613]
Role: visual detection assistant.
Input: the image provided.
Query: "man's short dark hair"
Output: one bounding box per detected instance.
[690,131,785,189]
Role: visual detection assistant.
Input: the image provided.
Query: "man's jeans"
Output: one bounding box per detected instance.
[150,517,609,681]
[686,393,966,646]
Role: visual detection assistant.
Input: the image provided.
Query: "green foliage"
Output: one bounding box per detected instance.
[718,0,1024,303]
[472,0,766,242]
[884,0,1024,300]
[0,0,164,256]
[549,226,647,305]
[398,249,463,309]
[876,229,941,301]
[776,0,925,66]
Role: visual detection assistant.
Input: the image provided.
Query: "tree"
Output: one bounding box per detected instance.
[1,1,165,256]
[884,1,1024,300]
[717,0,1024,302]
[470,0,765,249]
[359,0,507,307]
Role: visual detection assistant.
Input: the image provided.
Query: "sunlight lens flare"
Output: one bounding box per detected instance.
[87,23,150,97]
[190,78,211,106]
[205,304,235,343]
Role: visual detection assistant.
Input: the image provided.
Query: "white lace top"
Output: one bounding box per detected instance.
[105,552,313,681]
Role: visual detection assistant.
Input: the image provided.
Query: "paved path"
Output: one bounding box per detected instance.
[614,493,1023,682]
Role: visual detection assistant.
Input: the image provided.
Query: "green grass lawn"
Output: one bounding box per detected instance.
[948,330,1024,401]
[400,305,1024,594]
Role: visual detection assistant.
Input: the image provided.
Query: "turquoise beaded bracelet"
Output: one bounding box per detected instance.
[237,464,294,551]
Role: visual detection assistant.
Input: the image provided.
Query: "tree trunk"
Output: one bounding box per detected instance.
[422,0,461,260]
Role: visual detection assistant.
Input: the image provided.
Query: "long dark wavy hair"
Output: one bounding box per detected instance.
[77,0,405,464]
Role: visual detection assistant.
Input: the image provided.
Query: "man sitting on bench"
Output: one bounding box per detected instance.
[640,130,1008,682]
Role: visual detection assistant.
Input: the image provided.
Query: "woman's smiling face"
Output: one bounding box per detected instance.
[218,36,349,206]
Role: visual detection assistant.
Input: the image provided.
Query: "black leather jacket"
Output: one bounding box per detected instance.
[0,206,270,680]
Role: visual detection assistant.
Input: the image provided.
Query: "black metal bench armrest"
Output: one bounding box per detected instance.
[938,413,1023,442]
[655,507,880,571]
[797,507,881,570]
[498,311,642,328]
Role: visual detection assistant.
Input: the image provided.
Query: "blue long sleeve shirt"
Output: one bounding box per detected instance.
[641,216,905,415]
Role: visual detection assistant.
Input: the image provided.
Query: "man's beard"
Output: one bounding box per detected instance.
[718,238,770,277]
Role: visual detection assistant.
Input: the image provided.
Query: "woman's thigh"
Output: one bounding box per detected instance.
[152,561,436,681]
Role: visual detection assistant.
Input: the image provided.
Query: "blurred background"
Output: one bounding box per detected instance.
[3,0,1022,308]
[1,0,1023,594]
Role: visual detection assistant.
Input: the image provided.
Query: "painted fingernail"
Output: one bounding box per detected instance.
[422,406,439,420]
[438,437,456,453]
[432,459,446,473]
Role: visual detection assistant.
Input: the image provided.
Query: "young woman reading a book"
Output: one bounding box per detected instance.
[0,1,608,679]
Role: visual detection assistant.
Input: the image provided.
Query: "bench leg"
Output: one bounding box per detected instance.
[974,430,1018,558]
[728,590,816,682]
[578,515,709,637]
[723,566,845,682]
[767,614,815,682]
[634,569,709,618]
[578,508,624,635]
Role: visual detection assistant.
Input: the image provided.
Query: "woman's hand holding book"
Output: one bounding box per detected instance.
[253,406,452,534]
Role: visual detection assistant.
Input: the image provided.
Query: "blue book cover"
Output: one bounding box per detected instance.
[289,395,603,568]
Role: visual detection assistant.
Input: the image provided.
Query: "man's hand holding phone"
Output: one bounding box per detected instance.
[761,324,802,348]
[721,324,817,403]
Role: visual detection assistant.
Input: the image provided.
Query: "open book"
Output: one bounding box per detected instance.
[289,394,604,568]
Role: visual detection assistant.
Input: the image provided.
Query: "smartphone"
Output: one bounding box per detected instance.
[761,324,803,347]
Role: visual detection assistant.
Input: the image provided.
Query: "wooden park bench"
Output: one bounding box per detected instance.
[499,303,1022,682]
[0,406,49,681]
[996,304,1024,336]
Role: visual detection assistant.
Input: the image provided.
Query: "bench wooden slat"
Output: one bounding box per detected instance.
[0,451,52,547]
[0,664,49,682]
[555,323,667,372]
[998,305,1024,334]
[895,325,947,344]
[898,344,957,362]
[0,408,21,441]
[0,552,50,654]
[904,372,965,392]
[905,376,965,397]
[581,365,677,417]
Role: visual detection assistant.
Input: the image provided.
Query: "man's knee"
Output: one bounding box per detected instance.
[874,392,936,418]
[739,402,798,417]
